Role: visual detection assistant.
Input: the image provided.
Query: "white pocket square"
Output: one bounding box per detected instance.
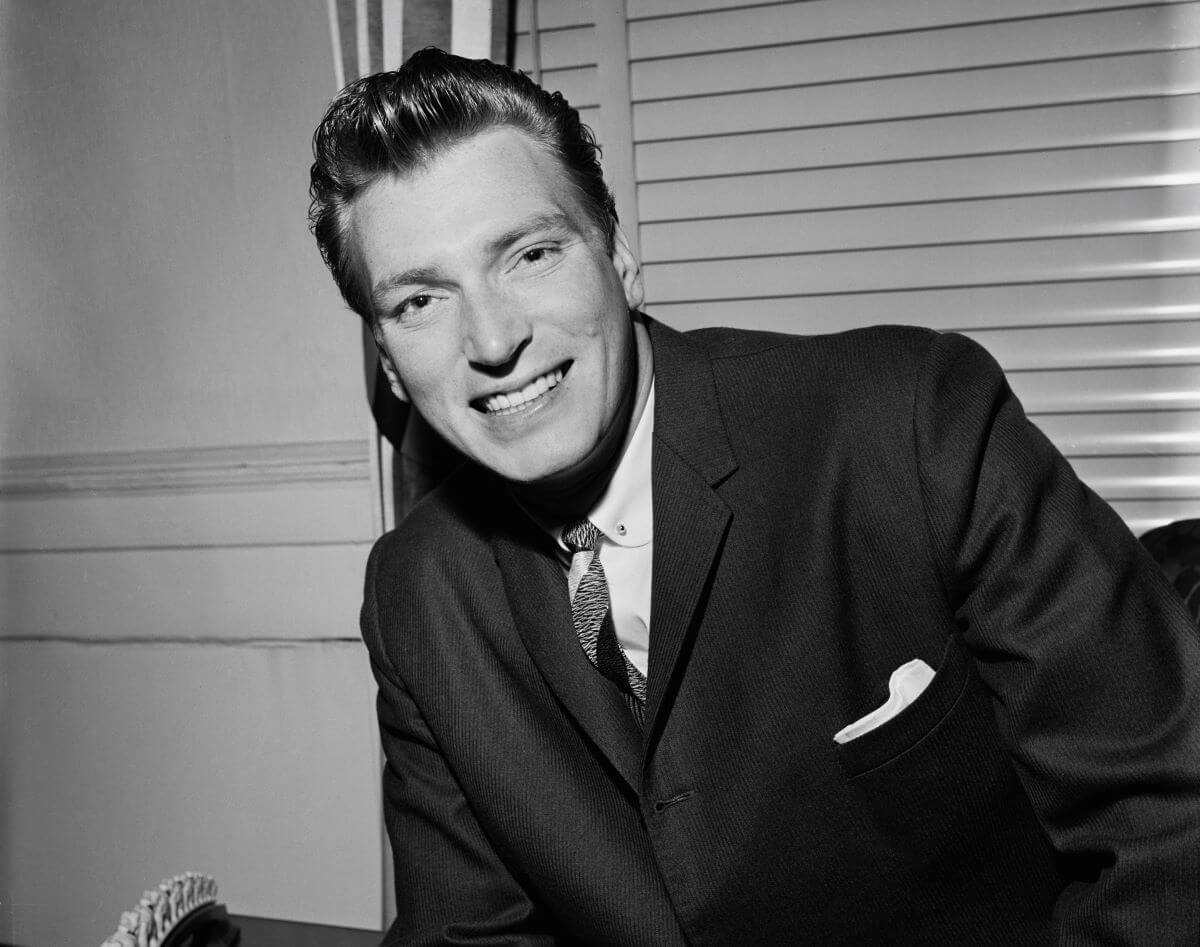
[833,658,936,745]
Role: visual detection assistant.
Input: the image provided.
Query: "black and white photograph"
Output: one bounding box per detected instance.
[2,2,1198,944]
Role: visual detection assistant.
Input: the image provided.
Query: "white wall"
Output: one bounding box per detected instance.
[0,0,367,455]
[0,1,383,944]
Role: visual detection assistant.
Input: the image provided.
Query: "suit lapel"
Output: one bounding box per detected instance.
[485,320,737,787]
[646,448,732,737]
[644,321,739,740]
[493,510,643,793]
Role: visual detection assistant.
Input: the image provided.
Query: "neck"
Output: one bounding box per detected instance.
[510,315,653,523]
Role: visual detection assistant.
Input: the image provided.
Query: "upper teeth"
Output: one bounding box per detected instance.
[483,368,564,415]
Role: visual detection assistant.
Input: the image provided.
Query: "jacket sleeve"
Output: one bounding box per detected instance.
[913,331,1200,943]
[361,538,557,947]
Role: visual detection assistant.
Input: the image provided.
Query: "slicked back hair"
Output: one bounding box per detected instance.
[308,47,618,323]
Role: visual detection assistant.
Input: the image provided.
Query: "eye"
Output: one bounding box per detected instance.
[519,245,558,267]
[398,293,434,316]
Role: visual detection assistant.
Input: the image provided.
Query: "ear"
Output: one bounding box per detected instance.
[373,332,410,403]
[611,225,644,311]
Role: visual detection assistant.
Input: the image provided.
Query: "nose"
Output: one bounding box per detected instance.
[461,285,532,373]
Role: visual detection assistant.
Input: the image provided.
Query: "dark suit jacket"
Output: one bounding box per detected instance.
[361,320,1200,945]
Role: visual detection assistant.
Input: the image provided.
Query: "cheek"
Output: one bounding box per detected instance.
[387,339,455,406]
[549,259,624,332]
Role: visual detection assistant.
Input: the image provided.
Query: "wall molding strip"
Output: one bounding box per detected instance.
[0,439,372,497]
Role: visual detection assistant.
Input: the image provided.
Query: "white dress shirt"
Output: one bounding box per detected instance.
[554,383,655,676]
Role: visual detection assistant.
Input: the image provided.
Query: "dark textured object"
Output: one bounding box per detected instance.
[1140,518,1200,623]
[161,904,240,947]
[361,320,1200,944]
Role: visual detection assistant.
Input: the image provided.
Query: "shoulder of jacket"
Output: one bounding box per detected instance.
[369,463,495,576]
[697,323,936,361]
[687,324,943,405]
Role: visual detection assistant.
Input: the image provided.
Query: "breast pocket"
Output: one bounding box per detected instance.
[832,637,1049,866]
[833,636,972,779]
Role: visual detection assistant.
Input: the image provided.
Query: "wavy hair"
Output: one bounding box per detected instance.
[308,47,617,322]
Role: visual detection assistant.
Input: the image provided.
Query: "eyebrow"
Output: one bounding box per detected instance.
[371,266,446,311]
[369,211,575,311]
[485,211,574,257]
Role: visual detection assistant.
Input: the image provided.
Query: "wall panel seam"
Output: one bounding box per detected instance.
[0,440,373,497]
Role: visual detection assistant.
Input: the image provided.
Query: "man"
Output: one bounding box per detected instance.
[310,49,1200,944]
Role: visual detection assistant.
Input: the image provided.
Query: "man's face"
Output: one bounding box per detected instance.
[351,127,644,483]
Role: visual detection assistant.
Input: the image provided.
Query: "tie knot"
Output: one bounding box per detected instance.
[562,519,600,553]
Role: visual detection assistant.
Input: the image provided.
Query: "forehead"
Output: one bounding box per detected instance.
[350,127,587,259]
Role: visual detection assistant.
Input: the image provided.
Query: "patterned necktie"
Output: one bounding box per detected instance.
[562,520,647,722]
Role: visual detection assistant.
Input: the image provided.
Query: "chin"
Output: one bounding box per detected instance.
[484,438,594,485]
[492,454,578,485]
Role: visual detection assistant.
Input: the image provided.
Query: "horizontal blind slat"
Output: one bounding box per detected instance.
[1068,454,1200,499]
[513,24,595,71]
[628,0,1195,32]
[633,50,1200,140]
[513,0,593,32]
[634,21,1195,101]
[642,232,1200,300]
[640,186,1200,262]
[966,320,1200,370]
[638,142,1200,220]
[530,65,598,108]
[629,4,1197,65]
[635,92,1200,181]
[1011,364,1200,412]
[1107,498,1197,535]
[1036,411,1200,456]
[646,276,1200,333]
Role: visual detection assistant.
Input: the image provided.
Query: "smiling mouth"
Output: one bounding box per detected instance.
[472,362,572,416]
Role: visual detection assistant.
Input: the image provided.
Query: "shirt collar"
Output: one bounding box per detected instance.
[583,381,654,548]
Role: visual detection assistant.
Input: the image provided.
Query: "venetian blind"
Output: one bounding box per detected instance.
[518,0,1200,535]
